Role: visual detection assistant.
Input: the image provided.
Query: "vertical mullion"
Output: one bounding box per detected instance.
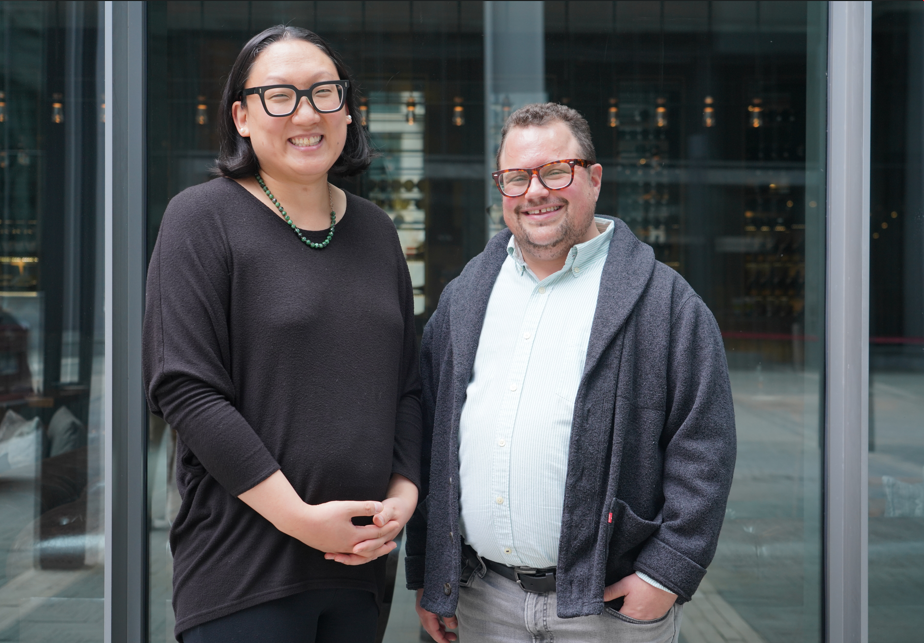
[825,2,871,643]
[106,1,148,642]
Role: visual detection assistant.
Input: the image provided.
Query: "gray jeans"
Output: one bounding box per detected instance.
[455,565,683,643]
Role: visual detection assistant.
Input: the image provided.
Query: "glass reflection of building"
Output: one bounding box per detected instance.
[0,2,919,642]
[0,0,107,640]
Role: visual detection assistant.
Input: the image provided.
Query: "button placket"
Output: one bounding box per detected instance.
[490,280,548,567]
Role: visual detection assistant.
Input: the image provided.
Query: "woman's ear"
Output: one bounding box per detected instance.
[231,100,249,137]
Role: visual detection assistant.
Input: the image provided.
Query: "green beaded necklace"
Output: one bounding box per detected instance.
[255,173,336,249]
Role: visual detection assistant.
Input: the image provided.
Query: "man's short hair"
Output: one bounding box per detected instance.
[495,102,597,169]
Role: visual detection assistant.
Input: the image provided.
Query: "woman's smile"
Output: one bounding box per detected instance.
[288,134,323,148]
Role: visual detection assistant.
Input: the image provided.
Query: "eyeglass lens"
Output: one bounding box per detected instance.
[498,162,574,196]
[264,84,344,115]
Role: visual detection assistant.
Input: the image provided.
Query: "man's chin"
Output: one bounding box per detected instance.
[518,233,570,259]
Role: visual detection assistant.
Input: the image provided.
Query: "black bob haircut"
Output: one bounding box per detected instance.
[214,25,373,179]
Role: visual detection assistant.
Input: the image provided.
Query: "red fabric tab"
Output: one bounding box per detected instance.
[608,512,613,523]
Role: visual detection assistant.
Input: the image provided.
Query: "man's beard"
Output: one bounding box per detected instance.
[513,202,584,261]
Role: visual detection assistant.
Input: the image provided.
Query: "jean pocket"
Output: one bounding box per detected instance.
[604,605,672,626]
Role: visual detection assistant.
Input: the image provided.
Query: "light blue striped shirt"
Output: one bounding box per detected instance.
[458,218,614,569]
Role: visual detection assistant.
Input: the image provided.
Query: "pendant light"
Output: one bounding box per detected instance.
[359,96,368,127]
[406,5,419,127]
[748,98,763,128]
[655,97,668,129]
[52,93,64,124]
[608,98,619,128]
[452,97,465,127]
[608,3,619,129]
[703,96,715,128]
[452,3,464,128]
[749,3,763,129]
[196,95,208,125]
[703,2,716,128]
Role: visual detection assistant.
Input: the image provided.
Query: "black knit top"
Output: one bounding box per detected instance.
[142,178,422,637]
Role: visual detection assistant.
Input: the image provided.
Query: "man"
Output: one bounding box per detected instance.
[405,103,736,643]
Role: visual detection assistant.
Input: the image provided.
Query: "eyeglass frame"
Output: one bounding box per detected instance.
[491,158,591,198]
[240,80,350,117]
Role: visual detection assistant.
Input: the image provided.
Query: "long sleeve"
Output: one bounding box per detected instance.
[404,282,453,589]
[633,294,737,601]
[143,189,279,497]
[390,242,423,490]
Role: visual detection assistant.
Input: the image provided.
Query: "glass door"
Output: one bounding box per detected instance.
[146,3,828,641]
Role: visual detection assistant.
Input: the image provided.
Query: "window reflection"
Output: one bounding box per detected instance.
[148,3,826,642]
[0,1,106,641]
[870,3,924,641]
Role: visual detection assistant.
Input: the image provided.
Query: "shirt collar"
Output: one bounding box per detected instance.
[506,217,614,277]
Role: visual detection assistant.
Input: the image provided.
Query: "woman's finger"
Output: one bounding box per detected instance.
[326,540,397,565]
[353,521,401,550]
[352,531,399,554]
[341,500,384,518]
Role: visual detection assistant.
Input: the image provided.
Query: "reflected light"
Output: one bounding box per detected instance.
[0,91,6,123]
[196,96,208,126]
[453,96,465,127]
[748,98,763,128]
[359,97,368,127]
[656,97,668,128]
[608,98,619,128]
[52,93,63,124]
[703,96,715,128]
[406,96,416,125]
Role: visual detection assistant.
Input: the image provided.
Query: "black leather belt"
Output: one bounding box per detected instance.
[483,557,557,593]
[462,542,557,594]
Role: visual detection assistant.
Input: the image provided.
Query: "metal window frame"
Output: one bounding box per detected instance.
[825,2,871,643]
[104,2,148,642]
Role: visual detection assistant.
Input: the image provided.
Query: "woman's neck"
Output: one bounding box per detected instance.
[240,171,344,231]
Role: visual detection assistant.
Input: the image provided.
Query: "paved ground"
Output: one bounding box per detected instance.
[0,367,921,642]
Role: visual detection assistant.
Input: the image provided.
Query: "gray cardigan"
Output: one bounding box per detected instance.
[405,217,736,619]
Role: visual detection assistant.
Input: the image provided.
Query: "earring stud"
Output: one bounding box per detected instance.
[346,115,353,123]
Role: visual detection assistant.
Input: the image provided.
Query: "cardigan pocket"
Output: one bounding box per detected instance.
[607,497,661,557]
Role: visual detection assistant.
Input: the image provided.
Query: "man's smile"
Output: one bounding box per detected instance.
[519,203,565,218]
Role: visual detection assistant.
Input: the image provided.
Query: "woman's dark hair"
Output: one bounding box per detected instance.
[214,25,373,178]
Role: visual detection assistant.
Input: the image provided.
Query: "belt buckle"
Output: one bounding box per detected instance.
[514,568,555,594]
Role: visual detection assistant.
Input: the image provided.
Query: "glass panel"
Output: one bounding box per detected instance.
[544,2,826,640]
[870,3,924,641]
[146,4,486,640]
[0,2,106,642]
[147,3,825,642]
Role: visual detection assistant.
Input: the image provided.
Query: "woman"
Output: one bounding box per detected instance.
[143,26,421,643]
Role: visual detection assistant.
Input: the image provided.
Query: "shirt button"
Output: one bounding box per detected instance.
[498,439,506,447]
[504,548,512,554]
[444,583,452,596]
[509,383,518,392]
[496,496,504,505]
[523,331,531,340]
[538,287,546,294]
[574,266,581,274]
